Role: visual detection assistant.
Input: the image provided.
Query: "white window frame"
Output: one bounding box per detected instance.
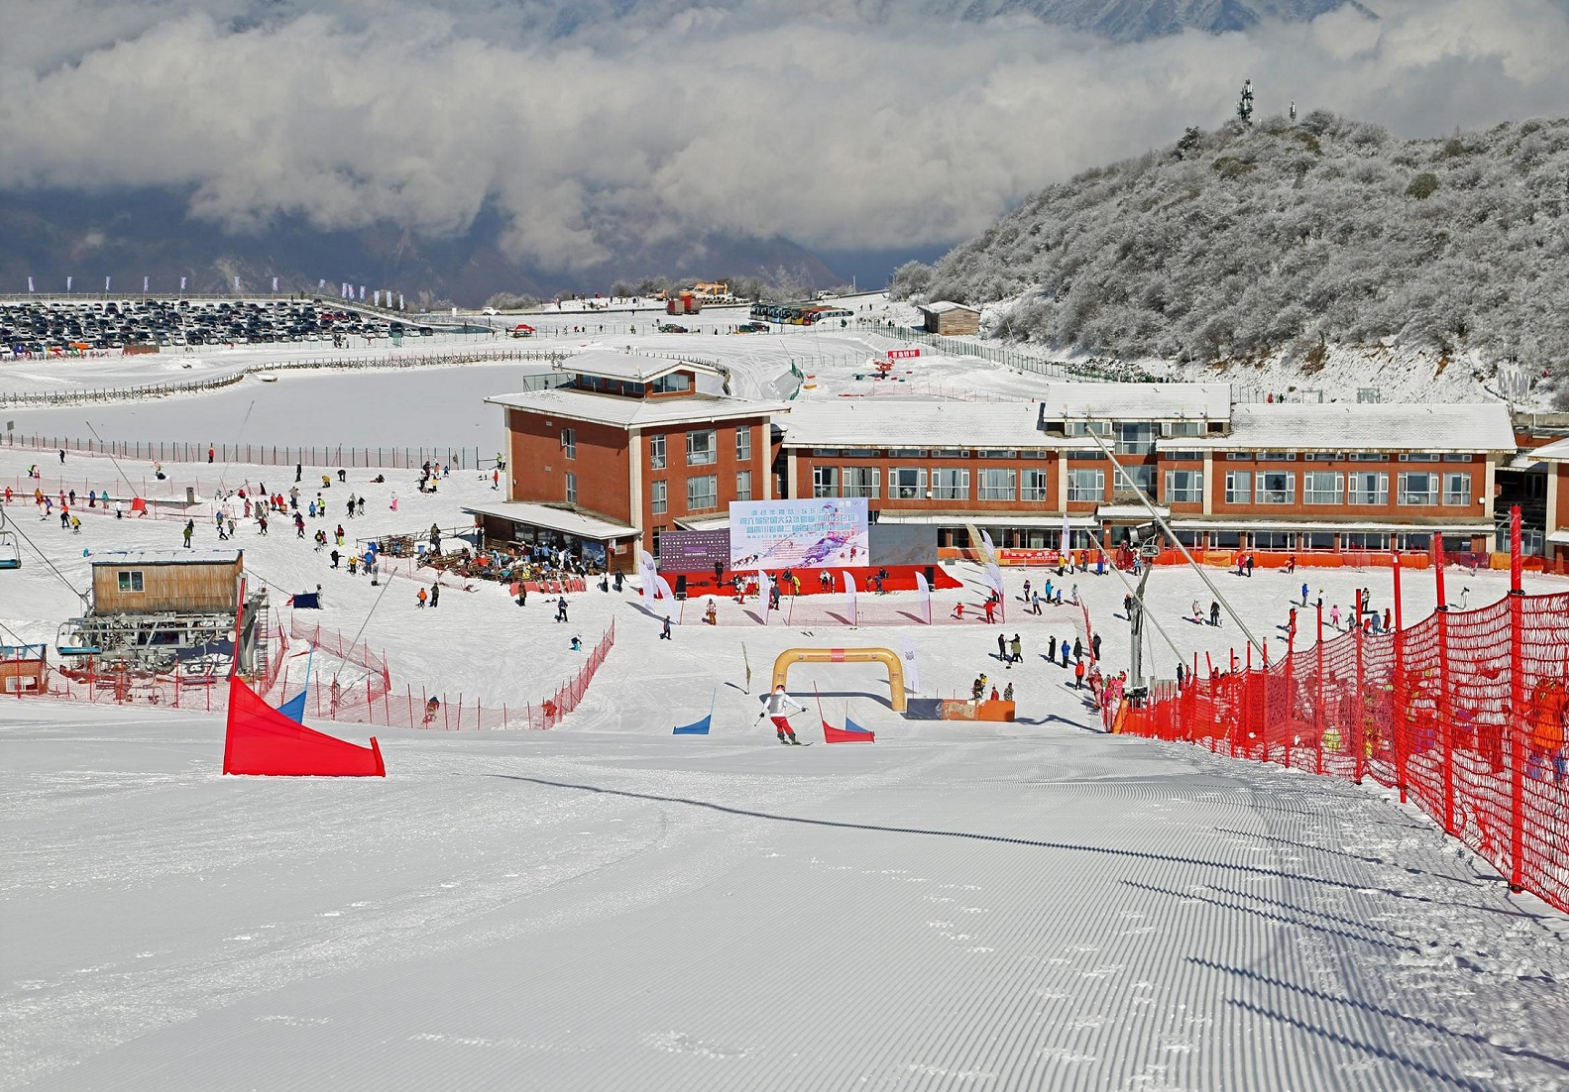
[1164,469,1201,504]
[978,468,1017,501]
[561,427,576,460]
[736,470,753,502]
[686,430,716,467]
[841,466,880,499]
[118,570,144,592]
[1257,470,1296,505]
[1349,472,1389,506]
[735,427,752,462]
[1304,471,1344,506]
[1021,468,1048,502]
[1067,468,1104,503]
[1398,471,1439,506]
[565,471,578,504]
[812,466,839,498]
[889,466,928,500]
[1443,472,1472,507]
[649,434,666,470]
[932,467,971,501]
[687,474,719,512]
[1224,470,1252,505]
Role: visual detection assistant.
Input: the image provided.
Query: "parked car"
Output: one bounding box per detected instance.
[659,324,688,333]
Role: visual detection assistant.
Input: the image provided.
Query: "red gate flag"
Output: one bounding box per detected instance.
[223,676,385,776]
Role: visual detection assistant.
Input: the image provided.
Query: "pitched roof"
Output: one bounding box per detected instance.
[1160,402,1516,453]
[779,400,1078,449]
[919,301,980,315]
[485,387,786,428]
[1039,382,1232,422]
[556,348,721,383]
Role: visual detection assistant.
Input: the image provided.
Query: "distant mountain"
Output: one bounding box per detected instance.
[893,113,1569,405]
[0,188,841,307]
[912,0,1371,40]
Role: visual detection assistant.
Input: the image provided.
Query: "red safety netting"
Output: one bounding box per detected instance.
[282,620,615,731]
[223,675,385,777]
[1120,588,1569,914]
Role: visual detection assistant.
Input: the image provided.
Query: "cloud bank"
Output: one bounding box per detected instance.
[4,0,1569,270]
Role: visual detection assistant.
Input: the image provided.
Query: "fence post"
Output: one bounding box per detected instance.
[1508,505,1526,892]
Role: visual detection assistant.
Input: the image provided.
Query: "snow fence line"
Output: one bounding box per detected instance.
[0,346,571,409]
[1119,588,1569,916]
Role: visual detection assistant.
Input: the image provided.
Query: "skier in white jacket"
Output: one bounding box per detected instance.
[760,685,805,744]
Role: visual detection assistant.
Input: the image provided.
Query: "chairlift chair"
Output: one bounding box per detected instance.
[0,512,20,569]
[55,621,100,657]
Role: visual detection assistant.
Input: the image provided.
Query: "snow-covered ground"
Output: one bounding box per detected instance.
[4,323,1569,1089]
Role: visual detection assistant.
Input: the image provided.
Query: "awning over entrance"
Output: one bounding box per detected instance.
[461,501,638,541]
[873,511,1098,529]
[1168,518,1495,535]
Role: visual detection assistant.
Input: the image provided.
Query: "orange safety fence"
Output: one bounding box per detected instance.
[1118,587,1569,914]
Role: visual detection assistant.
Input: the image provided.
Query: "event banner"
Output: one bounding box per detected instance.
[656,529,732,572]
[729,499,870,569]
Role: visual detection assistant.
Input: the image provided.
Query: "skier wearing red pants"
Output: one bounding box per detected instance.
[759,685,805,744]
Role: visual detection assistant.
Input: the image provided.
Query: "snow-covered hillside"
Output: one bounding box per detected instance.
[895,113,1569,408]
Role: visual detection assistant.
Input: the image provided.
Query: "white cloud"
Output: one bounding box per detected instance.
[3,0,1569,269]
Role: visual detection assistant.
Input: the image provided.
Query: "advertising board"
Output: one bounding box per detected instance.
[729,499,869,569]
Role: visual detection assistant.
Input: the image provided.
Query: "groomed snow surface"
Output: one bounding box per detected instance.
[2,375,1568,1088]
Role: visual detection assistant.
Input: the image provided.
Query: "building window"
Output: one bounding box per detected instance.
[565,472,578,504]
[1349,472,1389,505]
[890,467,928,500]
[1351,453,1385,462]
[1225,470,1252,505]
[979,468,1017,501]
[1021,469,1048,502]
[813,466,839,498]
[651,480,667,515]
[1114,422,1156,455]
[649,434,666,470]
[1399,452,1441,462]
[1114,463,1155,497]
[1067,468,1104,502]
[841,467,880,499]
[686,430,716,466]
[890,448,927,458]
[117,570,144,592]
[1164,470,1202,504]
[978,448,1018,459]
[688,474,719,512]
[1166,421,1205,437]
[1261,451,1297,462]
[1164,450,1202,462]
[561,427,576,460]
[652,372,691,394]
[1443,453,1473,463]
[736,427,752,462]
[736,470,754,501]
[1304,471,1344,505]
[1443,472,1472,507]
[1305,452,1344,461]
[932,468,971,501]
[1067,421,1109,438]
[1398,471,1439,506]
[1258,471,1296,505]
[1226,452,1255,461]
[1344,532,1389,550]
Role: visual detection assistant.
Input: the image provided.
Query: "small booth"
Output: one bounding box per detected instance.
[0,643,49,694]
[463,500,641,574]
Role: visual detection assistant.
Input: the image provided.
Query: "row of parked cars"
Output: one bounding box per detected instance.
[1,298,431,354]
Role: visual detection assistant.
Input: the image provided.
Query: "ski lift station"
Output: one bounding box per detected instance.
[56,550,271,675]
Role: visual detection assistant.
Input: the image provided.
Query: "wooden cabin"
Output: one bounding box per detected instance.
[90,551,244,614]
[0,644,48,694]
[918,301,981,337]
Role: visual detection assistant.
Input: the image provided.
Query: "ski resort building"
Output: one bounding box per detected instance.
[917,301,982,336]
[1528,435,1569,561]
[472,351,788,570]
[480,353,1518,565]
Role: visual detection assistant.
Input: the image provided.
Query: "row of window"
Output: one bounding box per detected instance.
[648,472,754,515]
[1223,470,1472,507]
[812,466,1051,502]
[648,428,752,470]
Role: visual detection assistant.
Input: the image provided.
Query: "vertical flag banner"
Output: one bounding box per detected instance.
[900,635,921,693]
[373,290,381,307]
[318,278,326,289]
[180,276,187,291]
[398,293,405,309]
[842,571,859,627]
[143,276,149,292]
[358,286,366,301]
[66,276,73,291]
[27,277,33,293]
[235,276,242,292]
[272,276,279,292]
[914,570,932,624]
[105,276,111,292]
[1060,512,1071,556]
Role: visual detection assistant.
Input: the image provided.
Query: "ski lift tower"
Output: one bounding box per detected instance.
[1237,79,1255,127]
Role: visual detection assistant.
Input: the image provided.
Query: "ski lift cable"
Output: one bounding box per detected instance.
[5,515,90,605]
[83,420,143,500]
[1083,426,1265,657]
[333,573,393,687]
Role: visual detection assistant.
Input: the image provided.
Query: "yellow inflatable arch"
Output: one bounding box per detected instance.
[770,647,907,712]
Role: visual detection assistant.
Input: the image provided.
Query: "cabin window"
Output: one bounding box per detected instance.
[561,427,576,460]
[117,571,144,592]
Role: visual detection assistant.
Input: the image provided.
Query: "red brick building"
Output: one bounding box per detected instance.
[476,356,1518,566]
[469,350,787,571]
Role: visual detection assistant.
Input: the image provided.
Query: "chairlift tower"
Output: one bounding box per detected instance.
[1237,80,1255,127]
